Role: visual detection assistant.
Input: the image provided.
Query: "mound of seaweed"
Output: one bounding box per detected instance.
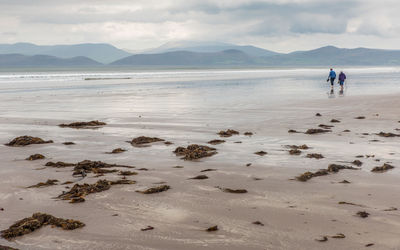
[45,160,135,176]
[5,136,53,147]
[59,120,106,128]
[58,179,135,203]
[130,136,165,146]
[1,213,84,240]
[218,129,239,137]
[296,164,359,182]
[174,144,217,160]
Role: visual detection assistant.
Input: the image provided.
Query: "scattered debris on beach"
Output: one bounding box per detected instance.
[352,160,363,166]
[217,186,248,193]
[189,175,208,180]
[289,149,301,155]
[287,144,309,150]
[365,243,374,247]
[339,180,351,184]
[59,120,106,128]
[6,136,53,147]
[355,116,366,119]
[383,207,398,211]
[106,148,126,154]
[208,139,225,145]
[376,132,399,137]
[58,179,135,203]
[45,161,75,168]
[164,141,173,145]
[118,171,138,176]
[28,179,58,188]
[206,225,218,232]
[288,129,299,133]
[315,113,322,117]
[25,154,45,161]
[330,119,340,123]
[343,129,350,132]
[306,153,324,159]
[305,128,331,134]
[371,163,395,173]
[141,226,154,231]
[137,185,170,194]
[244,132,253,136]
[63,142,75,145]
[315,236,328,242]
[0,213,85,240]
[173,166,184,169]
[252,221,264,226]
[218,129,239,137]
[356,211,370,218]
[319,124,334,129]
[338,201,364,207]
[130,136,165,146]
[174,144,217,160]
[254,151,267,156]
[331,233,345,239]
[296,164,359,181]
[200,168,217,172]
[46,160,134,176]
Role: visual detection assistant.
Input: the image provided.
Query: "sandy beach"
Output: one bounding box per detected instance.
[0,69,399,250]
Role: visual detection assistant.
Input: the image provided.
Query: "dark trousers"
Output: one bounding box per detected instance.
[330,77,335,86]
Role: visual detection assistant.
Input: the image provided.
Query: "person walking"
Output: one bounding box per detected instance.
[327,68,336,87]
[338,71,346,91]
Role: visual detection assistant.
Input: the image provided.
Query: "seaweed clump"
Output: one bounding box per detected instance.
[296,164,359,182]
[218,187,248,193]
[73,160,134,176]
[289,149,301,155]
[59,120,106,128]
[173,144,217,160]
[130,136,164,146]
[306,153,324,159]
[5,136,53,147]
[1,212,85,240]
[208,139,225,145]
[28,179,58,188]
[254,151,267,156]
[371,163,395,173]
[287,144,309,150]
[137,185,170,194]
[25,154,45,161]
[218,129,239,137]
[189,175,208,180]
[305,129,331,134]
[0,245,18,250]
[58,179,135,203]
[106,148,126,154]
[376,132,399,137]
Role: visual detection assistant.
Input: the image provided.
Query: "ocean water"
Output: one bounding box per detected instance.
[0,67,399,121]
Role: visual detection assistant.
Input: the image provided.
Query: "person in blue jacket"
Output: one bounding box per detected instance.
[338,71,346,90]
[327,68,336,87]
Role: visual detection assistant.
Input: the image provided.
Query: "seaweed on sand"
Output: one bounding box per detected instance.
[305,129,331,134]
[296,164,359,182]
[47,160,135,176]
[25,154,45,161]
[289,149,301,155]
[0,245,18,250]
[376,132,400,137]
[137,185,170,194]
[351,160,363,166]
[306,153,324,159]
[130,136,164,146]
[189,175,208,180]
[371,163,395,173]
[58,179,135,202]
[63,142,75,145]
[330,119,340,123]
[206,225,218,232]
[244,132,253,136]
[106,148,126,154]
[27,179,58,188]
[5,136,53,147]
[217,186,247,193]
[58,120,106,128]
[1,212,85,240]
[254,151,267,156]
[173,144,217,160]
[207,139,225,145]
[118,171,138,176]
[356,211,370,218]
[319,124,334,129]
[217,129,239,137]
[286,144,309,150]
[45,161,75,168]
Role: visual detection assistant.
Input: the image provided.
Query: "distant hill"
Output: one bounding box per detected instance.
[258,46,400,66]
[143,41,280,57]
[111,49,254,66]
[0,43,131,64]
[0,54,102,67]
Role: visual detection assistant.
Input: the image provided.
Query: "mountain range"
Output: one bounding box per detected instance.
[1,41,400,68]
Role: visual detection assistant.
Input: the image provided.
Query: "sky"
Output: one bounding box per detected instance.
[1,0,400,52]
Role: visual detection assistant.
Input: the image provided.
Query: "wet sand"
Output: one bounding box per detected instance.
[0,90,399,249]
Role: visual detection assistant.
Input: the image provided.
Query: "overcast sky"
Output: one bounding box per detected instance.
[1,0,400,52]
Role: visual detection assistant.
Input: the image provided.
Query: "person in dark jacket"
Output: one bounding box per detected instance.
[338,71,346,90]
[327,68,336,87]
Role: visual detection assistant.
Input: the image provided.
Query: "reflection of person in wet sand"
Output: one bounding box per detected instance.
[328,88,335,98]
